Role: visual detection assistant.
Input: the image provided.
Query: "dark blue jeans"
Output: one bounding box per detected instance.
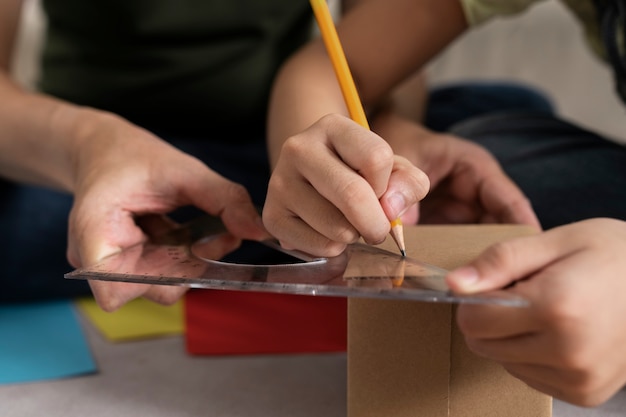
[2,82,624,302]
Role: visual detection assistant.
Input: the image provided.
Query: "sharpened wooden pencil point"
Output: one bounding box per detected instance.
[390,217,406,257]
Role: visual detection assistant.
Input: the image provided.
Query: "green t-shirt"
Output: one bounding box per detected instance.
[39,0,313,139]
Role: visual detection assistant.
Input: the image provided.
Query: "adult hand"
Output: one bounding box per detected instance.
[263,114,430,257]
[446,218,626,406]
[66,113,269,311]
[371,112,540,228]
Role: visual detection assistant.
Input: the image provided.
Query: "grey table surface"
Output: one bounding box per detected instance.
[0,313,624,417]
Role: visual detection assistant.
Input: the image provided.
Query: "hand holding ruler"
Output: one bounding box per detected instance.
[65,215,527,306]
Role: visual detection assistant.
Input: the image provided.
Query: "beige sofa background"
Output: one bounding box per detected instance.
[427,0,626,144]
[10,0,626,144]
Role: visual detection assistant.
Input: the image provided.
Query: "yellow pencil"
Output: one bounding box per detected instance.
[309,0,406,257]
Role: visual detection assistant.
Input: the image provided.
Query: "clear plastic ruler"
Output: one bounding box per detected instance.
[65,215,527,306]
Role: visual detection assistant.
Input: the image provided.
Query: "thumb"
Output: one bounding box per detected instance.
[68,206,145,267]
[184,171,270,241]
[380,156,429,222]
[68,206,151,311]
[445,233,559,294]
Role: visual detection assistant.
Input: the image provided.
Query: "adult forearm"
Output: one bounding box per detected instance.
[0,72,106,192]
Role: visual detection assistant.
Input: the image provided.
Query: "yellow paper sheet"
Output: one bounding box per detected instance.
[75,297,183,342]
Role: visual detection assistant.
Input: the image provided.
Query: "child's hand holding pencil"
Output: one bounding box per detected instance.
[263,113,429,257]
[262,0,430,257]
[309,0,411,255]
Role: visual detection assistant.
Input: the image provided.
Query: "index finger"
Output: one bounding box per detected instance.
[180,168,270,242]
[316,114,395,198]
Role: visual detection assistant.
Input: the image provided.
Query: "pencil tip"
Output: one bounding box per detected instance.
[400,249,406,257]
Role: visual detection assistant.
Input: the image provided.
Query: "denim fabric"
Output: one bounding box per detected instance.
[448,111,626,229]
[0,182,81,302]
[425,82,555,132]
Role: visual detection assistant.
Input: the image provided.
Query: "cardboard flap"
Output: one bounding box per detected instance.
[348,225,552,417]
[348,300,451,417]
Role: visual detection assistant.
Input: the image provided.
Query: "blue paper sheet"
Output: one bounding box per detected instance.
[0,300,96,384]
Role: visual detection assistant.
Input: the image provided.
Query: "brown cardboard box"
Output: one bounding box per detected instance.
[348,225,552,417]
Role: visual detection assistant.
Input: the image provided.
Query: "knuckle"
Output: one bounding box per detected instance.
[540,289,582,326]
[320,240,348,258]
[330,222,360,245]
[481,241,517,270]
[224,181,252,205]
[337,177,369,207]
[262,209,290,238]
[516,196,533,214]
[266,172,289,199]
[318,113,345,129]
[365,143,394,171]
[361,224,390,246]
[281,134,308,158]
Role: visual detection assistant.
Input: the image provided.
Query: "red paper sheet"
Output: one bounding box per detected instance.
[185,290,347,355]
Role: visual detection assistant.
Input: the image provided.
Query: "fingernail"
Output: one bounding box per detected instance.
[448,266,479,292]
[386,192,409,219]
